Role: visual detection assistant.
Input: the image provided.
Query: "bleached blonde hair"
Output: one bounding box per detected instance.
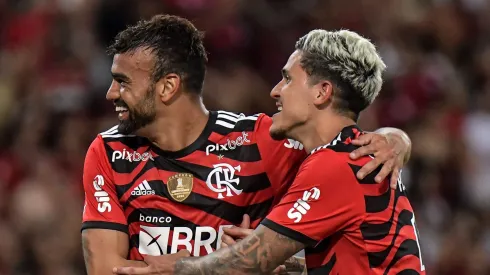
[295,29,386,114]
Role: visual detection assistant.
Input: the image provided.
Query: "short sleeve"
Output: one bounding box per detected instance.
[261,150,364,247]
[254,114,307,201]
[81,136,128,234]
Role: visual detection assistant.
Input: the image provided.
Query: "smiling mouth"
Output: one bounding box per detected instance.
[116,106,129,120]
[273,105,282,118]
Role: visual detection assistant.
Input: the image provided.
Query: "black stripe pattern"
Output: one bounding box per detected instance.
[119,180,273,224]
[304,125,423,274]
[365,210,415,268]
[110,156,273,199]
[348,163,381,185]
[307,254,336,275]
[213,112,258,135]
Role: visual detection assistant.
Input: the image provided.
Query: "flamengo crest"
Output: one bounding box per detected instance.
[206,163,243,199]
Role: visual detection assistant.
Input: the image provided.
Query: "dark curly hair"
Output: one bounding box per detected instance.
[107,14,208,94]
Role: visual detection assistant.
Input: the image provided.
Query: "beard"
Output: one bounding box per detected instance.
[269,127,288,141]
[117,86,157,135]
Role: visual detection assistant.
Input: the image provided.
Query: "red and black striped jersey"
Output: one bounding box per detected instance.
[262,125,426,275]
[81,111,306,259]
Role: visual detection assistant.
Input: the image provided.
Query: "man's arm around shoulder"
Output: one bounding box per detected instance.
[374,127,411,164]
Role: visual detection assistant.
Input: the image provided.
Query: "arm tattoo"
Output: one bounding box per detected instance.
[81,231,93,272]
[173,225,305,275]
[284,255,306,272]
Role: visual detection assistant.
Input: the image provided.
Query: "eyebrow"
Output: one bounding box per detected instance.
[111,72,130,82]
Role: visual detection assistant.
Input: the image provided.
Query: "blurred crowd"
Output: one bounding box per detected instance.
[0,0,489,274]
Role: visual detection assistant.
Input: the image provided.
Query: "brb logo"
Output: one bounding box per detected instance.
[206,132,250,155]
[206,163,242,199]
[287,187,320,223]
[112,149,154,163]
[93,175,111,213]
[139,225,232,256]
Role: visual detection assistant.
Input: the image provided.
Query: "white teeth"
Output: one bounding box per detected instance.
[116,106,128,112]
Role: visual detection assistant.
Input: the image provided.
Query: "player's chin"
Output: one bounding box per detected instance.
[269,124,287,141]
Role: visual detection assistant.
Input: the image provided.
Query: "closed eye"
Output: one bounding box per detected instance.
[117,79,127,87]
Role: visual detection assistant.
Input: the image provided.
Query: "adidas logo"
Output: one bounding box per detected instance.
[131,180,156,196]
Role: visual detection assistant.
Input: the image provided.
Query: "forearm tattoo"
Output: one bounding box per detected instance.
[173,225,304,275]
[284,255,306,272]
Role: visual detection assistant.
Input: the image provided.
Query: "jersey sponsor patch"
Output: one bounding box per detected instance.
[287,187,320,223]
[138,225,232,256]
[93,175,112,213]
[112,149,154,163]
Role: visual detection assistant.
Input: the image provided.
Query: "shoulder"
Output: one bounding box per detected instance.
[212,110,263,135]
[298,148,354,182]
[310,132,360,155]
[301,149,341,171]
[95,125,151,148]
[98,125,146,143]
[213,111,300,148]
[289,150,364,207]
[86,125,152,160]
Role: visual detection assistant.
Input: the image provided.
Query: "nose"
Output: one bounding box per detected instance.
[106,80,120,101]
[270,81,281,100]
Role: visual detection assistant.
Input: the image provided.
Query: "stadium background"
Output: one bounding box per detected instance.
[0,0,489,274]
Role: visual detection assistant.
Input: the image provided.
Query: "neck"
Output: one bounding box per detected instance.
[137,97,209,152]
[293,112,356,154]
